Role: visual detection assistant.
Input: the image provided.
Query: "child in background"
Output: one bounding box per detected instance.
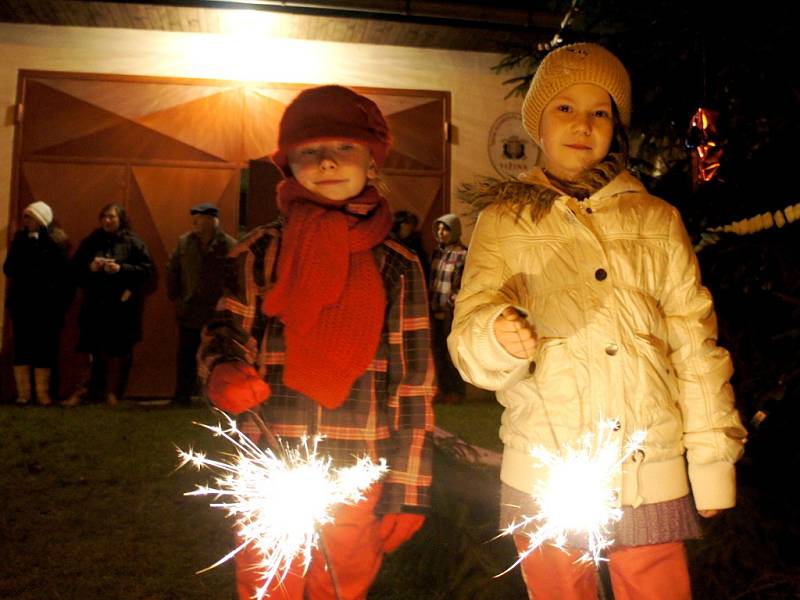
[390,210,430,279]
[199,85,435,600]
[449,43,746,600]
[429,213,467,404]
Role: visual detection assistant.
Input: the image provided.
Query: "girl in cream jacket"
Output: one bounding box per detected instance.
[449,43,746,600]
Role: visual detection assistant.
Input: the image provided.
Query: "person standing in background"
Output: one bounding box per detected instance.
[429,213,467,404]
[391,210,430,280]
[166,202,236,406]
[3,201,71,405]
[64,203,153,407]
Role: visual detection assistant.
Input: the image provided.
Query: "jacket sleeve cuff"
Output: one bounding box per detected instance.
[688,461,737,510]
[448,304,530,391]
[483,305,533,370]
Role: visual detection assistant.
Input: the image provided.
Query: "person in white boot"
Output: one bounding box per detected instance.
[3,201,71,405]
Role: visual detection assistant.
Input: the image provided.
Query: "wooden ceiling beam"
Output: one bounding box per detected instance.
[0,0,557,52]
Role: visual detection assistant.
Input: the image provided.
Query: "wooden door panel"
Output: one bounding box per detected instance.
[37,119,226,163]
[40,77,232,122]
[127,166,239,397]
[383,99,445,170]
[131,166,237,256]
[138,88,245,162]
[22,80,126,156]
[241,88,286,162]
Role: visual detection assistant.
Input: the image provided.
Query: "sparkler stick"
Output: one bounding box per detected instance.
[247,408,284,456]
[177,410,387,600]
[499,419,646,574]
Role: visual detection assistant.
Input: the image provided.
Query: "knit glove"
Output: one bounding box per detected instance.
[378,513,425,553]
[207,362,270,415]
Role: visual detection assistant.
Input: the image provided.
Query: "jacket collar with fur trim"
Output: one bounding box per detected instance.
[517,167,647,205]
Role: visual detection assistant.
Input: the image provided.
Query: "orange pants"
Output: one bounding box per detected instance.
[514,536,692,600]
[236,488,385,600]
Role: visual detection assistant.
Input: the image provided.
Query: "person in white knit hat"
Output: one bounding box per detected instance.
[3,201,72,405]
[450,43,746,599]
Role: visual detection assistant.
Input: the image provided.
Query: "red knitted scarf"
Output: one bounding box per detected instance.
[263,177,392,408]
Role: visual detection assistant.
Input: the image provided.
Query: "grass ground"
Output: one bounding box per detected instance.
[0,404,236,600]
[0,401,517,600]
[1,400,798,599]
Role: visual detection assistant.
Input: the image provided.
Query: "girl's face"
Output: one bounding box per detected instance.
[101,208,121,233]
[288,140,377,202]
[539,83,614,182]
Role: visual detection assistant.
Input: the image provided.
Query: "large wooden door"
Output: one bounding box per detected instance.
[6,72,450,400]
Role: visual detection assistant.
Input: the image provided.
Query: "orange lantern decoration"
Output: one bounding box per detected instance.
[686,107,722,186]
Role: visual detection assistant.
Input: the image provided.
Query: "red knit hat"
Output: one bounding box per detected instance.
[272,85,392,175]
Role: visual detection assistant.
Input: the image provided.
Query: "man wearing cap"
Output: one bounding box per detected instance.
[167,203,236,406]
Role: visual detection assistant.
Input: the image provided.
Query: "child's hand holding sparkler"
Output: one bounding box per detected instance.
[207,362,270,414]
[494,306,538,360]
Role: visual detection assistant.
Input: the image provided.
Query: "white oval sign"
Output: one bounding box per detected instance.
[488,112,539,179]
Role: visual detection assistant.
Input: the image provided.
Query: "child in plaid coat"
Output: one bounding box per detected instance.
[199,85,435,600]
[429,213,467,404]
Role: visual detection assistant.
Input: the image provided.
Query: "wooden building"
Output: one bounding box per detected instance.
[0,1,554,400]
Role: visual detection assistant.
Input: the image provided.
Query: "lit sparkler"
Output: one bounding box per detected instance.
[501,419,646,568]
[177,412,388,599]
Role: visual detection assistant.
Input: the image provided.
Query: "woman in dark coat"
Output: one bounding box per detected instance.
[63,203,153,406]
[3,201,71,405]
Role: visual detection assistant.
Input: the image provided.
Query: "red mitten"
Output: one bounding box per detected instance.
[378,513,425,553]
[207,362,270,414]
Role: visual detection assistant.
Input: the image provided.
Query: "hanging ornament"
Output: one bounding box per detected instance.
[686,107,722,186]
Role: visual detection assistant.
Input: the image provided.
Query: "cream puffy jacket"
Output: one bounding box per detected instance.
[449,169,746,511]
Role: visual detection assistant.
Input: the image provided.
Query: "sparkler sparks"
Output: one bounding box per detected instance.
[177,413,388,599]
[501,419,646,568]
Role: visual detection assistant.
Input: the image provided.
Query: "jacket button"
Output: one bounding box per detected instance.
[528,361,537,374]
[595,268,608,281]
[586,207,593,214]
[613,419,621,431]
[605,343,619,356]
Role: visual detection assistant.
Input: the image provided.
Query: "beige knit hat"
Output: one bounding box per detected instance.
[522,43,631,147]
[23,201,53,227]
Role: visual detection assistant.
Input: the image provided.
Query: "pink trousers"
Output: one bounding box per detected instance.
[514,536,692,600]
